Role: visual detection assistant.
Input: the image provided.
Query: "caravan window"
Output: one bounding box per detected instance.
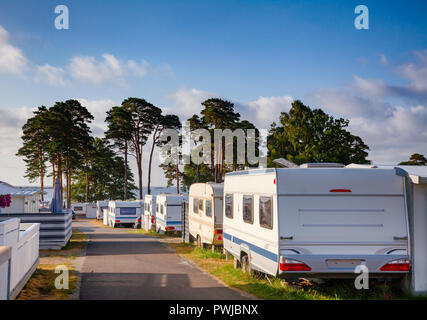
[74,206,83,211]
[120,207,136,215]
[193,198,198,213]
[205,200,212,217]
[156,204,159,212]
[161,204,164,215]
[259,197,273,229]
[243,195,254,224]
[225,194,233,219]
[198,199,204,211]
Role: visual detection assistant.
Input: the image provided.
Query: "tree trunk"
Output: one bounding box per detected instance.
[40,155,44,202]
[52,161,56,187]
[85,171,89,203]
[137,154,143,200]
[124,141,128,200]
[176,163,180,194]
[147,137,156,195]
[67,169,72,209]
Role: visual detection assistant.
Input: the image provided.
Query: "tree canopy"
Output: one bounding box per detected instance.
[399,153,427,166]
[268,100,370,166]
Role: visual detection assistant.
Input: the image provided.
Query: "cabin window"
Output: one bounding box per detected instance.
[193,198,198,213]
[198,199,204,211]
[243,195,254,224]
[225,194,233,219]
[259,197,273,229]
[205,200,212,217]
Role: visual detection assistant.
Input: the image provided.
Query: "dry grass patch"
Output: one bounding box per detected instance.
[17,228,88,300]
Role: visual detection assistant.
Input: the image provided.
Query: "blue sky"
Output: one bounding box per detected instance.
[0,0,426,186]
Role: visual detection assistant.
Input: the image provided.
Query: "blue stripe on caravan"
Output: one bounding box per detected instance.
[156,217,182,225]
[223,232,277,262]
[115,216,137,219]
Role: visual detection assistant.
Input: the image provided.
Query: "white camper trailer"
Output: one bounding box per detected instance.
[96,201,109,220]
[86,203,97,219]
[107,200,143,228]
[189,183,224,248]
[71,203,86,217]
[155,194,183,232]
[223,167,410,279]
[143,195,156,231]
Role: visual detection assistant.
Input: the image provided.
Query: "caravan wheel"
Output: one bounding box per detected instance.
[233,257,241,269]
[241,255,252,274]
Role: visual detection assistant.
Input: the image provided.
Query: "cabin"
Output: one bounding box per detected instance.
[0,182,41,214]
[223,166,410,280]
[188,183,224,250]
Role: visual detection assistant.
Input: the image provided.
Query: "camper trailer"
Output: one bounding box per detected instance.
[143,195,156,231]
[71,203,96,218]
[223,167,410,279]
[96,201,109,220]
[189,183,224,249]
[71,203,86,217]
[107,200,143,228]
[155,194,183,232]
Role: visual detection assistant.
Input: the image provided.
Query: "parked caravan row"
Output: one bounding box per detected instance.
[96,201,109,220]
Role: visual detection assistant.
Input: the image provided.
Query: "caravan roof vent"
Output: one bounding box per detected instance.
[300,163,345,168]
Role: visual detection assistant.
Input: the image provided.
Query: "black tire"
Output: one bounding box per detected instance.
[233,256,241,269]
[241,255,251,274]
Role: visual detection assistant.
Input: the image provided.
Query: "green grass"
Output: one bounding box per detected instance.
[168,242,415,300]
[126,228,182,238]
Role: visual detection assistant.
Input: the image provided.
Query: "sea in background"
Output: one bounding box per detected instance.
[41,186,181,204]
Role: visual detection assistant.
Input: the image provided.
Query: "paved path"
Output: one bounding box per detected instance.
[75,220,248,300]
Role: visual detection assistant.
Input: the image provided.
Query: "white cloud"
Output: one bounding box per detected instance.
[379,54,388,66]
[34,64,65,86]
[312,51,427,163]
[398,50,427,92]
[69,54,163,85]
[170,88,293,128]
[239,96,293,128]
[170,88,216,119]
[127,59,150,77]
[0,25,28,75]
[77,98,117,136]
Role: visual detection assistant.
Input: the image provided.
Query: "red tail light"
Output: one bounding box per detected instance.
[330,189,352,193]
[151,216,155,223]
[138,219,141,223]
[214,229,223,234]
[115,220,120,223]
[280,258,311,271]
[380,259,410,272]
[165,226,175,231]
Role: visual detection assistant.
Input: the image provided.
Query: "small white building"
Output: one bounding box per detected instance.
[0,182,41,214]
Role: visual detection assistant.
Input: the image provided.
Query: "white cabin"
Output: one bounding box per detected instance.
[155,194,184,232]
[189,183,224,248]
[223,167,410,279]
[107,200,143,228]
[0,182,41,214]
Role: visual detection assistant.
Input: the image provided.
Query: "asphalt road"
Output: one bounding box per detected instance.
[74,220,248,300]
